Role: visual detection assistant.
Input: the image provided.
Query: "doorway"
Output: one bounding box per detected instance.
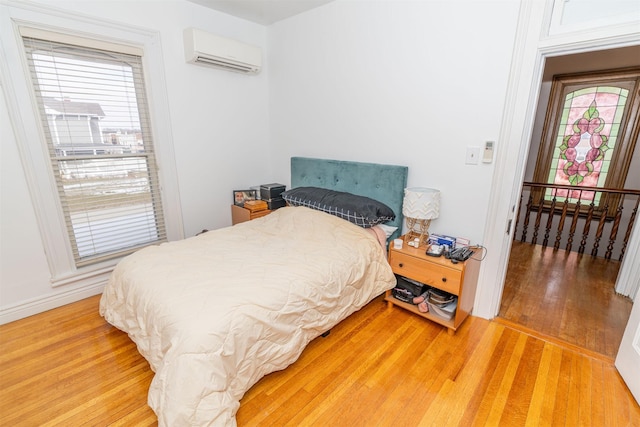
[496,46,640,359]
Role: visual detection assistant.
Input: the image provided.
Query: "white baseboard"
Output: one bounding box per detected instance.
[0,282,105,325]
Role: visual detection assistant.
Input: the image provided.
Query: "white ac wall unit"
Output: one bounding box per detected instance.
[183,27,261,75]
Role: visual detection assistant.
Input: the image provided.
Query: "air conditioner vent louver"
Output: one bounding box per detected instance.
[184,28,261,75]
[194,56,256,73]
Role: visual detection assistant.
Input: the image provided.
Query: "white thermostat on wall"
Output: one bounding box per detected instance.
[483,140,495,163]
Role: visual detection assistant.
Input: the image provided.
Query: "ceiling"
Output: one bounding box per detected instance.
[187,0,335,25]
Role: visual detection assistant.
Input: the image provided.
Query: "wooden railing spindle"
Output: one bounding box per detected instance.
[620,199,639,261]
[579,202,595,254]
[566,199,581,253]
[521,193,533,242]
[532,192,544,245]
[591,201,609,257]
[605,198,624,260]
[554,199,569,251]
[543,192,556,247]
[514,192,523,239]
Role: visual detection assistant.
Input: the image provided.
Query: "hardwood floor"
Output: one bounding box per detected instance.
[1,293,638,425]
[499,241,633,360]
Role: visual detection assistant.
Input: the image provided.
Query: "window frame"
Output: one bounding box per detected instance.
[22,32,168,267]
[0,6,182,287]
[531,67,640,215]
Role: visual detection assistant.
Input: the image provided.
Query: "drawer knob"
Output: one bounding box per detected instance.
[442,277,447,282]
[398,263,404,268]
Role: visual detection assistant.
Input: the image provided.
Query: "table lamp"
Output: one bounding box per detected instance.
[402,187,440,247]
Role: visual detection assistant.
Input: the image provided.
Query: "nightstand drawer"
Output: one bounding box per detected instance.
[388,251,461,295]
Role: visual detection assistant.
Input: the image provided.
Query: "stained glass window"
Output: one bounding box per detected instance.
[548,86,628,202]
[532,68,640,208]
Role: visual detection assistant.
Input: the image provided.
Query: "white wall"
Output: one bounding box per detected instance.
[0,84,53,311]
[268,0,520,245]
[0,0,269,321]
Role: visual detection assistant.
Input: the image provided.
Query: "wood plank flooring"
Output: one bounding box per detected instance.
[1,293,638,426]
[499,241,633,360]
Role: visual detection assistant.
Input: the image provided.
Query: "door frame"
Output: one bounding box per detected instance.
[615,247,640,402]
[474,1,640,321]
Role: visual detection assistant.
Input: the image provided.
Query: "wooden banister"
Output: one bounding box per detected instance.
[515,182,640,261]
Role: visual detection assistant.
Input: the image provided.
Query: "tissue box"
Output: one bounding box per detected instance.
[428,233,456,249]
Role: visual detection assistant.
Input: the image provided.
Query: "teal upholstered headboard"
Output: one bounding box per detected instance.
[290,157,408,241]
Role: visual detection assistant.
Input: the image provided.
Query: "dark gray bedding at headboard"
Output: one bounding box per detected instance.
[290,157,408,241]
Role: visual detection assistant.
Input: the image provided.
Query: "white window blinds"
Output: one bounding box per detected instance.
[22,34,166,267]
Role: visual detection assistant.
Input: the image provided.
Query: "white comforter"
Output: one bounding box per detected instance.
[99,206,395,426]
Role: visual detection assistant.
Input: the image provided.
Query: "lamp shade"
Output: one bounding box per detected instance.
[402,187,440,220]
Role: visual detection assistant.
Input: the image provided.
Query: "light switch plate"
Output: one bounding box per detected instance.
[466,146,480,165]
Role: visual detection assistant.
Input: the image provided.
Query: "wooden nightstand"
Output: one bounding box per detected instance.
[385,237,481,335]
[231,204,271,225]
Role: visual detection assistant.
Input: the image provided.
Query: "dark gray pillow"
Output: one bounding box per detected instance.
[281,187,395,228]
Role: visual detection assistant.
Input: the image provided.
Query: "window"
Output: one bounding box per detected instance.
[532,68,640,207]
[22,29,166,267]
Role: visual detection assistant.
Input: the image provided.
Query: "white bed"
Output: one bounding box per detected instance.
[99,157,408,426]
